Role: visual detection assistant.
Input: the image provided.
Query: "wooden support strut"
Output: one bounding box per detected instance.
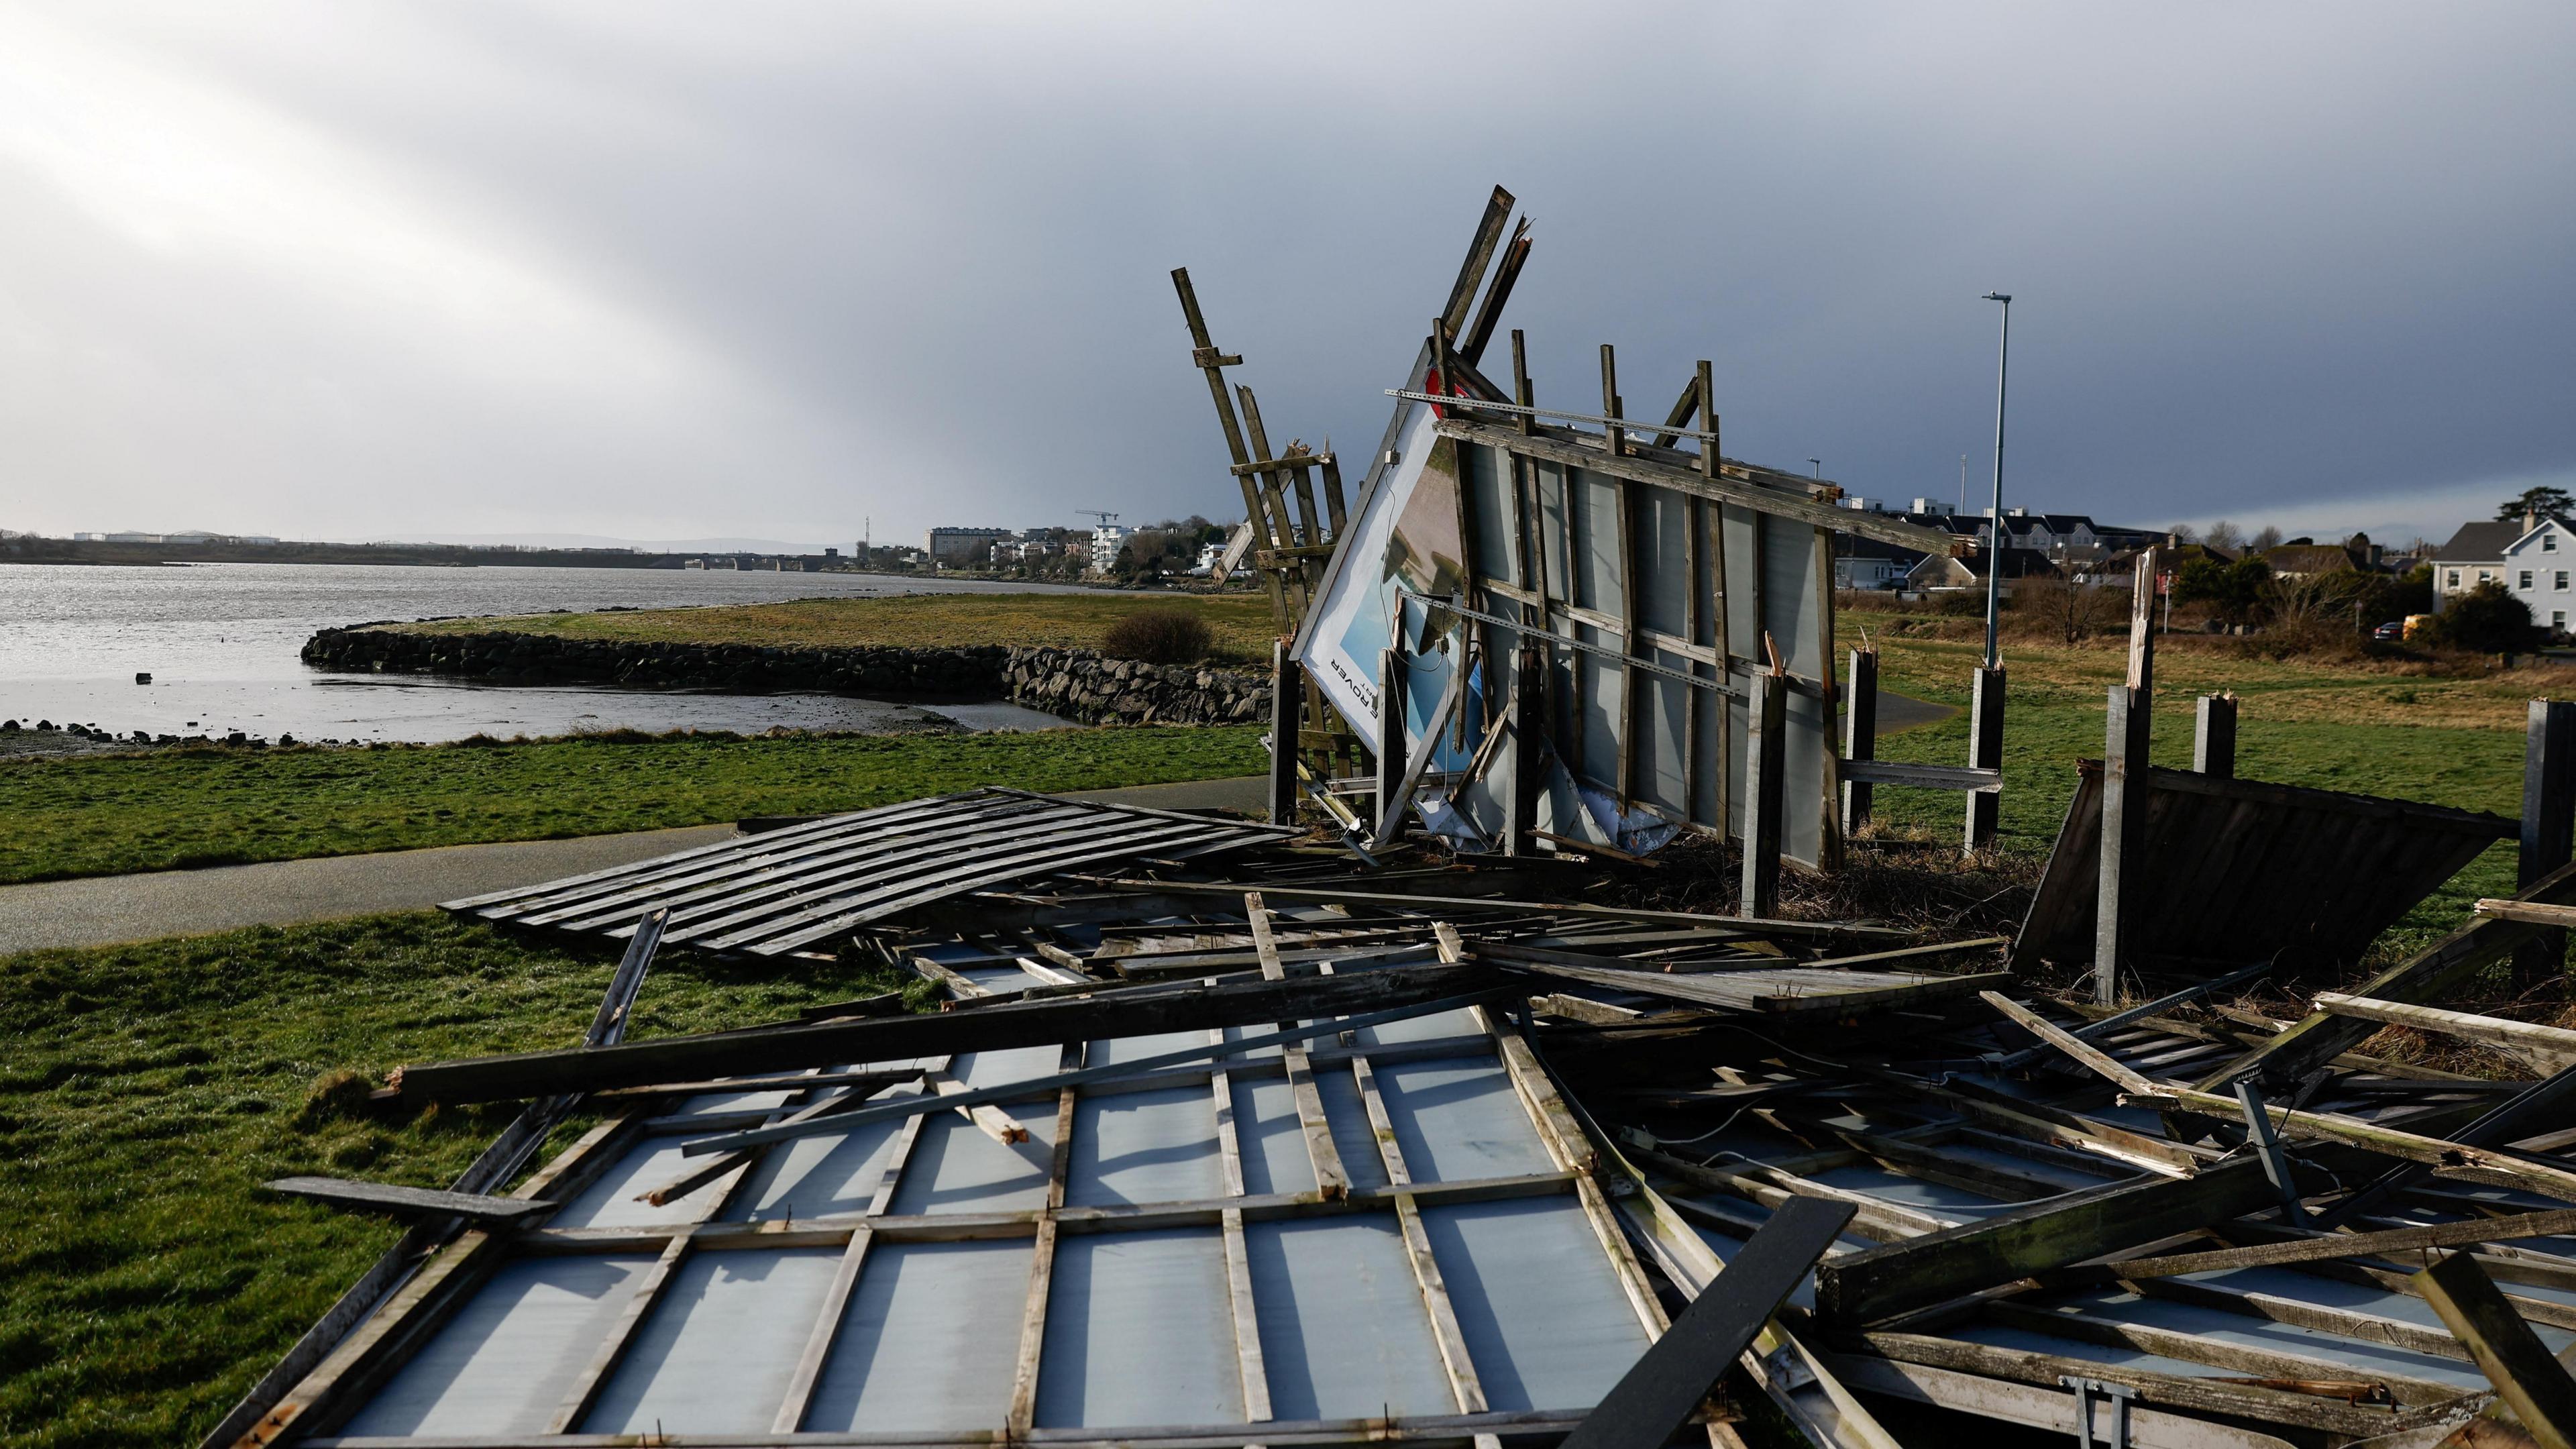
[2520,698,2576,983]
[1964,666,2005,854]
[2093,551,2156,1002]
[2414,1251,2576,1449]
[1269,641,1300,825]
[1740,671,1786,918]
[1843,647,1878,835]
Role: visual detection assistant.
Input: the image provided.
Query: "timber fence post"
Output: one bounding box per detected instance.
[1843,647,1878,837]
[2194,692,2237,778]
[2520,698,2576,984]
[1964,666,2005,853]
[1269,641,1300,824]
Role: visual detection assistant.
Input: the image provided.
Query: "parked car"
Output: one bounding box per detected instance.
[2372,620,2404,641]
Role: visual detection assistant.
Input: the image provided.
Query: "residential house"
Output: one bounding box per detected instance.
[2431,519,2522,612]
[2502,516,2576,635]
[1834,535,1925,590]
[1904,547,2061,594]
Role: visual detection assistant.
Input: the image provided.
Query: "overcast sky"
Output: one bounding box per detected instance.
[1,3,2569,549]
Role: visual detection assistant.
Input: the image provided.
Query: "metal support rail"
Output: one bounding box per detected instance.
[1394,586,1742,698]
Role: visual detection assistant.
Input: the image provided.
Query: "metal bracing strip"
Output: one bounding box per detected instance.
[1208,1024,1274,1421]
[1397,586,1743,698]
[1006,1048,1083,1438]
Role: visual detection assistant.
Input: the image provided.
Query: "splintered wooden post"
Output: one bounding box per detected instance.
[1376,648,1407,826]
[2520,699,2576,984]
[2094,549,2158,1004]
[1269,641,1301,825]
[2414,1251,2576,1449]
[2194,692,2238,777]
[1843,648,1879,835]
[1507,641,1544,855]
[1741,672,1786,918]
[1964,666,2005,852]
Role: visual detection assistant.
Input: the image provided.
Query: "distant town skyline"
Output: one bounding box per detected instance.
[0,4,2567,549]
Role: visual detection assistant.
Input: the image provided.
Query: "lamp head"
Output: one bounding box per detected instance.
[1983,292,2012,303]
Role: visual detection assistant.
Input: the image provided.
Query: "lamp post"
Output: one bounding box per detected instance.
[1980,292,2012,669]
[1809,457,1822,480]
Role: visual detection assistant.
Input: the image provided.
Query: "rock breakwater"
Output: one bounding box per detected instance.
[300,627,1270,729]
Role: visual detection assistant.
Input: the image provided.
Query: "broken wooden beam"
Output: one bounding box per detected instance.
[393,961,1496,1104]
[1812,1155,2328,1326]
[2414,1250,2576,1449]
[1558,1197,1855,1449]
[262,1177,552,1226]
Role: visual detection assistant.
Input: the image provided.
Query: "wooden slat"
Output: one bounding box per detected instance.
[259,1177,551,1225]
[2316,991,2576,1069]
[1981,991,2178,1105]
[1004,1077,1080,1436]
[2163,1083,2576,1203]
[2414,1252,2576,1449]
[771,1227,873,1432]
[1434,417,1957,554]
[546,1230,692,1432]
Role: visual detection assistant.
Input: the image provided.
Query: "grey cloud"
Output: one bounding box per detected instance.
[1,1,2568,545]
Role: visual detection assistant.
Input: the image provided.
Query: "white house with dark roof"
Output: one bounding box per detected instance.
[2501,517,2576,634]
[2432,519,2527,612]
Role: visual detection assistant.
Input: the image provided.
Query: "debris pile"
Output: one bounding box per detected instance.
[210,798,2576,1448]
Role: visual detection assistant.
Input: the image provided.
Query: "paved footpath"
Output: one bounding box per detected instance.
[0,775,1273,957]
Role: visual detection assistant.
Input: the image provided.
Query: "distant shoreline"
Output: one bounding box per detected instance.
[0,538,865,572]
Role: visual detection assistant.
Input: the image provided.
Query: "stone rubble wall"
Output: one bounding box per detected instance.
[299,627,1269,729]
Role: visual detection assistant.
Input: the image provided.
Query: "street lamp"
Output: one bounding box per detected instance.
[1981,292,2012,669]
[1809,457,1823,480]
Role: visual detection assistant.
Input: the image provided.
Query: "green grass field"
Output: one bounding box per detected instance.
[1848,607,2537,961]
[387,590,1281,663]
[0,727,1265,885]
[0,912,906,1448]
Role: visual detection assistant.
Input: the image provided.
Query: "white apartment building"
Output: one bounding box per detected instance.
[1089,524,1126,574]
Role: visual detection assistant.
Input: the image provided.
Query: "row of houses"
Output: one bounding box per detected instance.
[924,525,1125,572]
[1831,503,2172,592]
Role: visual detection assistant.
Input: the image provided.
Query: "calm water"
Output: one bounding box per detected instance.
[0,563,1086,743]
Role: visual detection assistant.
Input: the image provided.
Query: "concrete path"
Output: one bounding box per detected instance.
[0,775,1275,957]
[0,824,739,957]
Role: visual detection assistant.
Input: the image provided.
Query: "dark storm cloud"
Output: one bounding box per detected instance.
[1,2,2568,545]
